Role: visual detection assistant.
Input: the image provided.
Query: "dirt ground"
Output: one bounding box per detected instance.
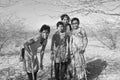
[0,37,120,80]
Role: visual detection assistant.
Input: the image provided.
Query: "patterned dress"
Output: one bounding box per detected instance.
[24,34,47,73]
[70,27,86,79]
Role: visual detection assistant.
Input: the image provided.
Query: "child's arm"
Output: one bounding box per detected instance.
[70,35,73,55]
[51,35,55,61]
[24,38,35,55]
[40,40,47,70]
[81,28,88,51]
[19,47,25,62]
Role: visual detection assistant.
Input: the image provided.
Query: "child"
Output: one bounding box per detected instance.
[70,17,88,80]
[23,24,50,80]
[51,21,70,80]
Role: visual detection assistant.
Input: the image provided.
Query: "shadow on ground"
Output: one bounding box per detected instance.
[0,58,107,80]
[47,59,107,80]
[86,59,107,80]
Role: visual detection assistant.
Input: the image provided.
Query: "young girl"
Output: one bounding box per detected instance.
[70,18,88,80]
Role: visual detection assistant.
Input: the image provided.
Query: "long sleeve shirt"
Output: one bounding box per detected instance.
[51,31,70,63]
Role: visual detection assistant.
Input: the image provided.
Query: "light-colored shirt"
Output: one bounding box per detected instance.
[71,27,86,52]
[23,34,47,72]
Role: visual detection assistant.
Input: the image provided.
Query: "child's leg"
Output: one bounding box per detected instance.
[67,64,73,79]
[60,62,68,79]
[61,62,66,79]
[64,62,68,74]
[54,63,60,80]
[34,71,38,80]
[27,72,33,80]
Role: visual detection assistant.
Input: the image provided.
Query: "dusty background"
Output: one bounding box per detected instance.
[0,0,120,80]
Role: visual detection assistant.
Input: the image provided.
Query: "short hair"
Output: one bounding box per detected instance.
[56,21,64,29]
[71,17,80,24]
[60,14,70,21]
[39,24,50,33]
[66,23,72,31]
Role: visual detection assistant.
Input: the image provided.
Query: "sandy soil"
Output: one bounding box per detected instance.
[0,37,120,80]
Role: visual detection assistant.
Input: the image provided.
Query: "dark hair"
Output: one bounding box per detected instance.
[56,21,64,29]
[66,23,72,31]
[71,17,80,24]
[60,14,70,21]
[39,24,50,33]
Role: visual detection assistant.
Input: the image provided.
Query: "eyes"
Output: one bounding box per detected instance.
[58,25,64,29]
[72,20,79,25]
[42,30,49,34]
[63,17,68,21]
[72,22,78,24]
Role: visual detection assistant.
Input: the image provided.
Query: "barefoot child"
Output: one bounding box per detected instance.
[51,21,70,80]
[22,25,50,80]
[70,18,88,80]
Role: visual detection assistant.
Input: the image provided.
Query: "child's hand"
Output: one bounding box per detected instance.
[50,54,54,61]
[79,50,85,54]
[19,56,23,62]
[40,63,43,70]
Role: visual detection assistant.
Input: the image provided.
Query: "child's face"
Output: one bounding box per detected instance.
[41,30,49,39]
[62,17,69,24]
[72,20,79,30]
[58,24,64,33]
